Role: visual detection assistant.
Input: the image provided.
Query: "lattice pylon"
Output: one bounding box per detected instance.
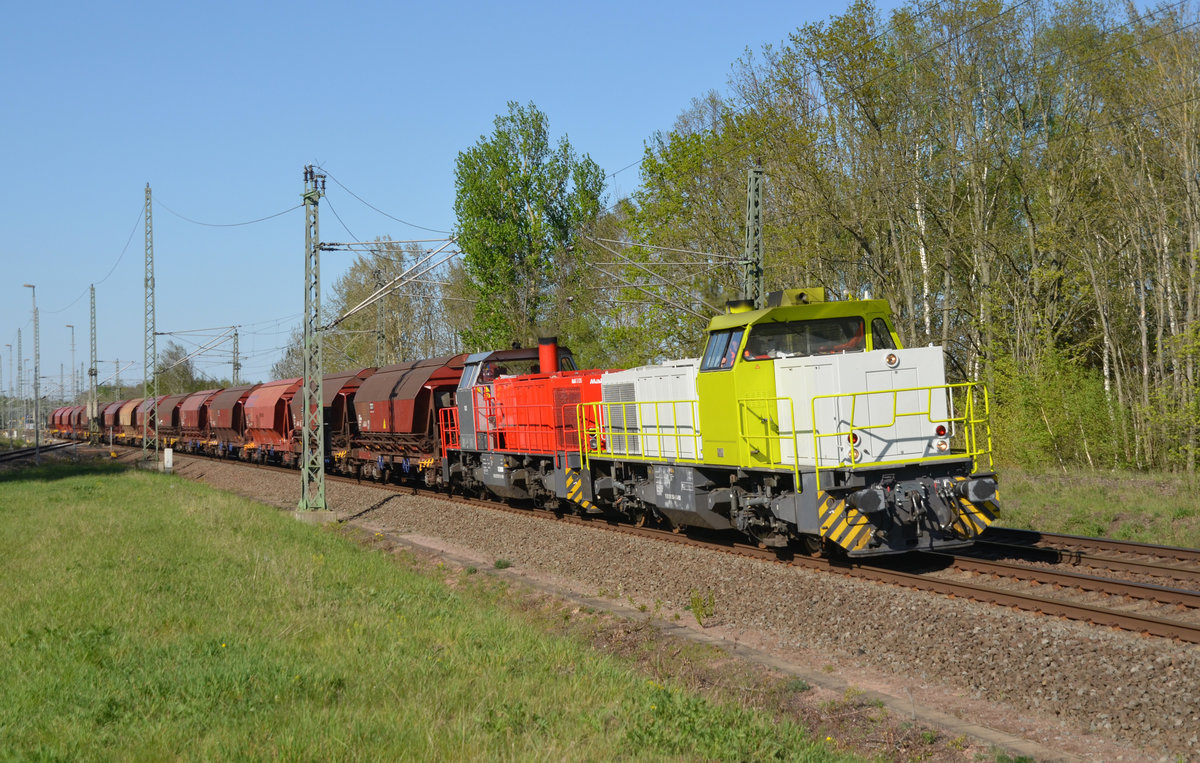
[143,183,158,461]
[298,166,327,510]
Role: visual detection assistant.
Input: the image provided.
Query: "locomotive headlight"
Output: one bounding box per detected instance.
[934,439,950,452]
[884,352,899,368]
[849,447,861,462]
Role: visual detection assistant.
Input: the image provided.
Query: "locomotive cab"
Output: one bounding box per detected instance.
[455,344,578,452]
[696,288,900,469]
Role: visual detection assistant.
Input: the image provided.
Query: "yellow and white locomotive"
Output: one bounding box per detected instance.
[575,288,998,556]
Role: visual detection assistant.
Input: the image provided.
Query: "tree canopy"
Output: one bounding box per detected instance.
[155,340,219,395]
[453,101,606,351]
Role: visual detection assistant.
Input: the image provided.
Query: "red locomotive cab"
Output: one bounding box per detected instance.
[459,338,613,455]
[450,340,585,455]
[486,371,610,453]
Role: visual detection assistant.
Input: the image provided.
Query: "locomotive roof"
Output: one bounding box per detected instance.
[463,346,573,365]
[706,298,894,332]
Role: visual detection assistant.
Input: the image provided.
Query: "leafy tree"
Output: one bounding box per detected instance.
[270,327,304,380]
[453,101,606,351]
[155,341,214,394]
[273,238,463,379]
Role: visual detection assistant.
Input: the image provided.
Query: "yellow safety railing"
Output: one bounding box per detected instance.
[732,383,992,487]
[736,396,802,486]
[575,384,993,485]
[809,381,992,486]
[576,399,704,467]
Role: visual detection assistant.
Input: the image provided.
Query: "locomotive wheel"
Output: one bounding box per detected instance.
[801,534,823,556]
[633,511,646,528]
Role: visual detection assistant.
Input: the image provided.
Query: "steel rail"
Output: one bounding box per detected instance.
[827,562,1200,644]
[0,441,73,464]
[971,538,1200,585]
[983,526,1200,564]
[911,551,1200,609]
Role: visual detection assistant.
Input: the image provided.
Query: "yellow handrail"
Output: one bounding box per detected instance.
[572,383,993,490]
[576,398,704,467]
[809,381,992,486]
[735,395,802,487]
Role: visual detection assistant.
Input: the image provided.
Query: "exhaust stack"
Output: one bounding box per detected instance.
[538,336,558,375]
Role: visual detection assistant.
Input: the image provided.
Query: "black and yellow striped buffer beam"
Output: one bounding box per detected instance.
[565,469,598,513]
[946,475,998,539]
[818,491,873,552]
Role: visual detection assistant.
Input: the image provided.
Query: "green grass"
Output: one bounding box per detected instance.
[0,462,848,761]
[1000,467,1200,547]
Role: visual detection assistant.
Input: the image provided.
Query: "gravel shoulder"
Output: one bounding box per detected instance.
[159,452,1197,760]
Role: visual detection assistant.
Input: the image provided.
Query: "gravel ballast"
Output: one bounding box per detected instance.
[170,455,1199,759]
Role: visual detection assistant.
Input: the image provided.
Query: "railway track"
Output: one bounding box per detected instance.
[104,445,1200,644]
[976,527,1200,582]
[981,526,1200,561]
[0,441,74,464]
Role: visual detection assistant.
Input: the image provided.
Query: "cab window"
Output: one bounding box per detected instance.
[741,317,865,360]
[871,318,896,350]
[700,328,745,370]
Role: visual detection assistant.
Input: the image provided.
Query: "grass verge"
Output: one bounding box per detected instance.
[1000,467,1200,547]
[0,462,850,761]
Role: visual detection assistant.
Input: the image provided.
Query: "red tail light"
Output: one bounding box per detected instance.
[848,432,859,445]
[935,425,947,437]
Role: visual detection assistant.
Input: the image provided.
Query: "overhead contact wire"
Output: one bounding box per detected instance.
[156,200,302,227]
[316,167,453,234]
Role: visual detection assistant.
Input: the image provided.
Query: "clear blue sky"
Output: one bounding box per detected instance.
[1,0,886,396]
